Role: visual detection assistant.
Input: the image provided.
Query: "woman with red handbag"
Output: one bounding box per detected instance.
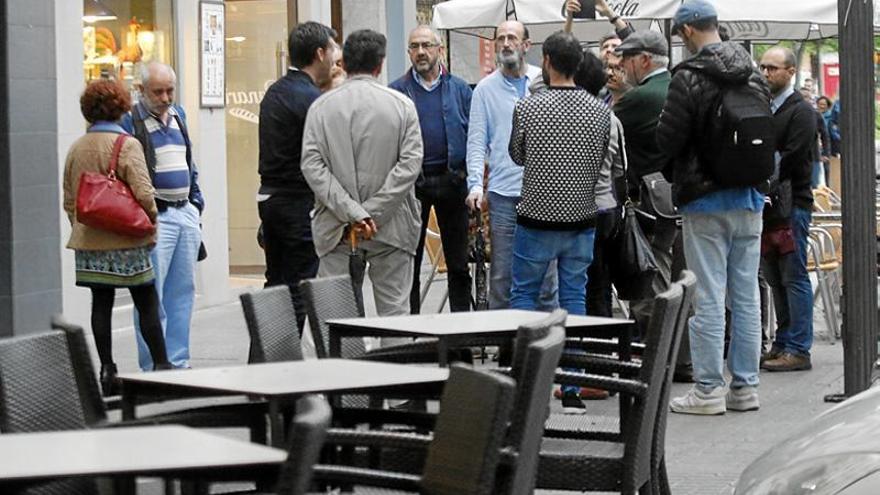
[62,79,172,396]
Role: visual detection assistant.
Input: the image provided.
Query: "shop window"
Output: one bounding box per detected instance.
[82,0,175,92]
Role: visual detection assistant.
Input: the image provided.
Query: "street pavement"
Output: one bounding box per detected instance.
[99,268,845,495]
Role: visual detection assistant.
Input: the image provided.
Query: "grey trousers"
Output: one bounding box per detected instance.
[318,239,414,347]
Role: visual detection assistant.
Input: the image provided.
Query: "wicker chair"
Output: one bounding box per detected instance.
[51,316,268,443]
[299,275,471,364]
[310,365,516,495]
[535,281,685,494]
[241,285,304,364]
[539,272,697,495]
[319,310,567,495]
[216,395,332,495]
[0,330,97,495]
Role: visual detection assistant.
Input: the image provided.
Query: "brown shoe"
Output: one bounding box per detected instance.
[553,387,610,401]
[760,347,783,364]
[761,352,812,371]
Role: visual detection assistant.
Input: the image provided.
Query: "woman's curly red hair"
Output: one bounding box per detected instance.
[80,79,132,123]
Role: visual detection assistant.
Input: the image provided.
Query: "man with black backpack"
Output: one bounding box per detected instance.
[657,0,773,415]
[758,46,817,372]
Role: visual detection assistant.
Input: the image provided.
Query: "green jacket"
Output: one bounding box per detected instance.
[614,70,670,192]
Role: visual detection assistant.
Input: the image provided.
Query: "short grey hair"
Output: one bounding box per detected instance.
[649,53,669,68]
[138,61,177,86]
[409,25,443,47]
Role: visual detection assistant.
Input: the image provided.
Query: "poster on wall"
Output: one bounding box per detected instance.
[200,1,225,108]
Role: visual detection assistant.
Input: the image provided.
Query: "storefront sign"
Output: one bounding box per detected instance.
[200,1,225,107]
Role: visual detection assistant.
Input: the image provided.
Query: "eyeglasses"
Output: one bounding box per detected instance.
[760,64,784,73]
[408,42,439,50]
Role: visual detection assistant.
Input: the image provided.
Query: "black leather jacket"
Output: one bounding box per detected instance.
[656,42,771,206]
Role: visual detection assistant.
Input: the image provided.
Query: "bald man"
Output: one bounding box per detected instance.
[122,62,204,371]
[390,26,474,313]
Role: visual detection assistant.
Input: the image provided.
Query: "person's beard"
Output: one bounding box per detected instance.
[496,48,523,72]
[414,54,438,77]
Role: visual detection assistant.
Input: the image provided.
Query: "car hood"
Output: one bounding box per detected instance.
[736,386,880,494]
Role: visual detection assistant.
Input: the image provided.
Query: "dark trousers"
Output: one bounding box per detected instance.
[91,284,168,367]
[258,194,319,333]
[586,208,621,317]
[411,171,472,313]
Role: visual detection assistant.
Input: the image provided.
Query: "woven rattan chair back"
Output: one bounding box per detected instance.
[300,275,366,359]
[0,330,97,495]
[240,285,303,364]
[652,271,697,495]
[274,394,332,495]
[500,310,567,495]
[622,282,683,491]
[420,365,516,495]
[50,316,108,426]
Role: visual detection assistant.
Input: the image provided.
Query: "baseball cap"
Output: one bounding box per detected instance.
[672,0,718,33]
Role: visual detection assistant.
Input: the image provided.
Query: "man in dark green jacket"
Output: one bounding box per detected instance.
[612,30,677,339]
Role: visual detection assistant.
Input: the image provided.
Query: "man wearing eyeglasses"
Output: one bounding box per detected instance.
[466,20,557,312]
[390,26,473,314]
[610,30,676,340]
[758,46,817,373]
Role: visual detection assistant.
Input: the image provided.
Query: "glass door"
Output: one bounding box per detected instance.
[225,0,289,277]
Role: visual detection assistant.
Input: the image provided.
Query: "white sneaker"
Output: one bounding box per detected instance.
[726,386,760,412]
[669,386,726,415]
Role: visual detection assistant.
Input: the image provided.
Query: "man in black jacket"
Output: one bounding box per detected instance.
[657,0,769,415]
[759,46,817,372]
[258,22,338,333]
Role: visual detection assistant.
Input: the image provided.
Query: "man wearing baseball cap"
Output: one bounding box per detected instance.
[656,0,771,415]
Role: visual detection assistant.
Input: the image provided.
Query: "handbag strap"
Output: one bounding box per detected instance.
[107,134,127,180]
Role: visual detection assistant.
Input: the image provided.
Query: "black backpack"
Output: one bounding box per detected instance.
[705,83,775,188]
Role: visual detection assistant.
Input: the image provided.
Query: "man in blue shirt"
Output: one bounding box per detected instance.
[122,62,204,370]
[465,20,556,311]
[657,1,770,415]
[390,26,473,313]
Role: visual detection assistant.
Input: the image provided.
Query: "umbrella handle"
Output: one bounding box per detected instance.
[349,225,359,251]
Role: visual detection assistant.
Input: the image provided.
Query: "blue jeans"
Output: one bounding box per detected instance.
[134,203,201,370]
[682,209,762,391]
[761,207,813,356]
[811,161,824,188]
[510,225,595,394]
[488,192,557,310]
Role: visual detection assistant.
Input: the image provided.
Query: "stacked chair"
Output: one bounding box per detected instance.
[535,271,696,495]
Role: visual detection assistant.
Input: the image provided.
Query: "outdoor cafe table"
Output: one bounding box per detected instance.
[327,309,636,366]
[119,359,449,447]
[0,425,286,491]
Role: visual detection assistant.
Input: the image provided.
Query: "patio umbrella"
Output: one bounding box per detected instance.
[348,226,367,316]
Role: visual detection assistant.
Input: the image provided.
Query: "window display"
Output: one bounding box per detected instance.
[82,0,174,89]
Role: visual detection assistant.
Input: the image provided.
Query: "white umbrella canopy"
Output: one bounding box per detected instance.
[431,0,880,43]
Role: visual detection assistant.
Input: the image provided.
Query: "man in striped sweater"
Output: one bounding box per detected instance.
[508,31,612,413]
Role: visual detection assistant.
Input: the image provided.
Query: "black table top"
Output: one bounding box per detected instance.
[327,309,632,337]
[0,425,285,484]
[118,359,449,397]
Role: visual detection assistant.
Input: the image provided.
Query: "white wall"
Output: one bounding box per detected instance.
[57,0,90,325]
[174,0,231,308]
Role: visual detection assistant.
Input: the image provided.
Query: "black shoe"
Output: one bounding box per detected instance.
[673,364,694,383]
[561,391,586,415]
[153,362,174,371]
[99,363,120,397]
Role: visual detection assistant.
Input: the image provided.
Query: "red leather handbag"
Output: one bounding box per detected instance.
[76,134,156,237]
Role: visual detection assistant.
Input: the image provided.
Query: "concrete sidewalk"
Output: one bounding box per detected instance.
[100,272,844,495]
